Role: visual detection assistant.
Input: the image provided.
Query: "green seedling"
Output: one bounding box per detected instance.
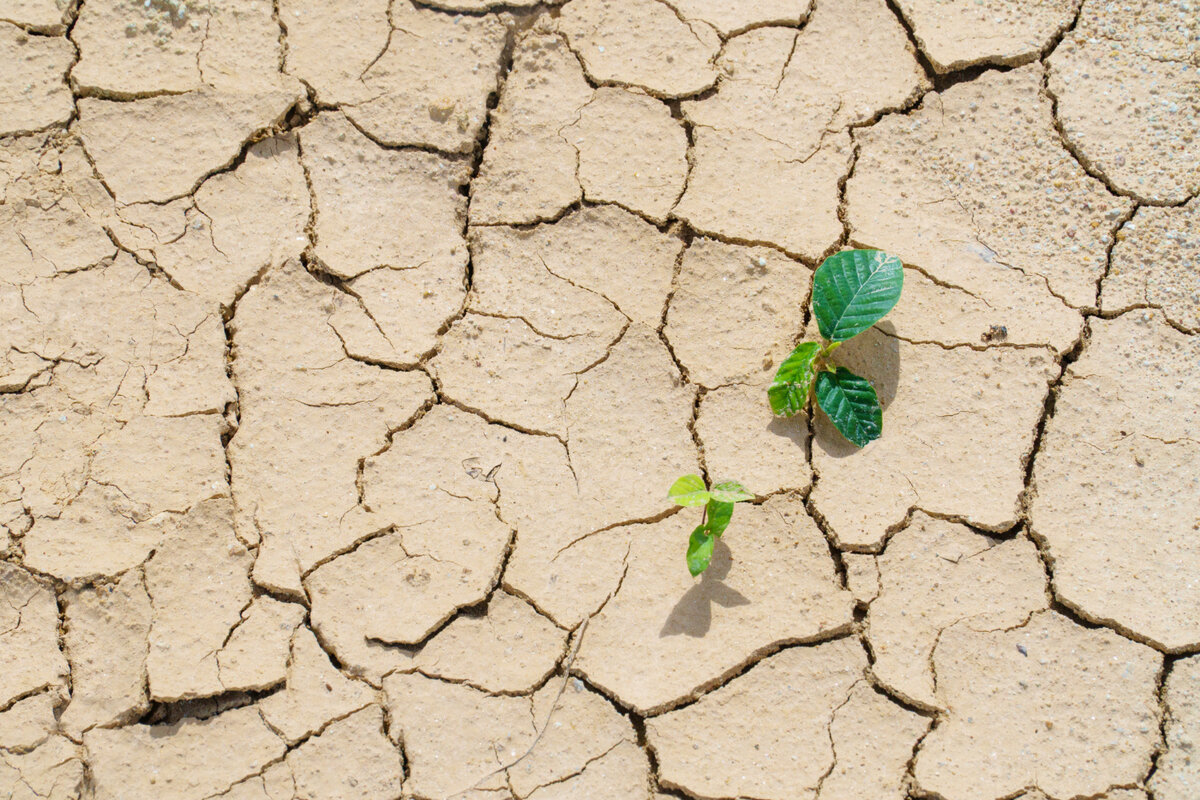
[668,475,753,576]
[769,249,904,447]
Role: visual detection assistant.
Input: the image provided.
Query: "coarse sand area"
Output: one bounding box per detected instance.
[1,0,1199,797]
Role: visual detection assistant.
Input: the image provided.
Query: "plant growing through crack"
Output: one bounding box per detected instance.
[668,475,753,576]
[769,249,904,447]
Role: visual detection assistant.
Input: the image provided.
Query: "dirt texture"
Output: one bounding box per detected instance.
[0,0,1197,798]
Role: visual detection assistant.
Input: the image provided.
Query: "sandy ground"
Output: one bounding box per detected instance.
[0,0,1198,797]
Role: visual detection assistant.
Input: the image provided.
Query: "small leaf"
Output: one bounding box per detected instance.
[815,367,883,447]
[686,525,715,576]
[812,250,904,342]
[668,474,710,507]
[705,500,734,537]
[768,342,821,417]
[709,481,753,504]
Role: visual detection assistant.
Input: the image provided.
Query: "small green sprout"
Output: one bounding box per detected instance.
[769,249,904,447]
[668,475,753,576]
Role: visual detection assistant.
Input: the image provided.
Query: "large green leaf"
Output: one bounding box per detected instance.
[812,250,903,342]
[686,525,715,576]
[815,367,883,447]
[705,500,734,537]
[709,481,753,504]
[668,474,710,507]
[768,342,821,417]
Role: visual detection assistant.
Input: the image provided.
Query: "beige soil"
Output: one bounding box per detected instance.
[0,0,1196,798]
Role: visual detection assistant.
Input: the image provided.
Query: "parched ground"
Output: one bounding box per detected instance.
[1,0,1198,798]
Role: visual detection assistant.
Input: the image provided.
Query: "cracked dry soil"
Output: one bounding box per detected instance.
[0,0,1198,798]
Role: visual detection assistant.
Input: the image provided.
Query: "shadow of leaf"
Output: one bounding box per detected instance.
[812,324,902,458]
[659,540,751,639]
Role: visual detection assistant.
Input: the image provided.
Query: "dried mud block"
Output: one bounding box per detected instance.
[676,247,816,496]
[1152,654,1200,800]
[0,693,56,751]
[22,486,165,582]
[307,410,514,650]
[306,525,509,658]
[0,138,115,282]
[278,0,388,109]
[562,87,688,223]
[385,671,646,799]
[842,552,880,604]
[283,0,507,153]
[386,324,694,639]
[258,627,374,745]
[675,0,925,259]
[472,205,680,328]
[60,570,151,737]
[144,498,254,701]
[810,329,1056,550]
[665,238,810,388]
[864,513,1048,709]
[0,23,72,136]
[347,2,507,152]
[73,0,284,96]
[0,736,85,800]
[1014,792,1148,800]
[1104,198,1200,332]
[0,563,67,707]
[886,267,1083,354]
[894,0,1078,72]
[914,610,1162,800]
[332,265,467,368]
[396,591,567,694]
[650,640,926,800]
[438,207,679,434]
[13,270,221,428]
[1031,312,1200,651]
[523,740,651,800]
[1048,0,1200,204]
[421,0,546,9]
[10,254,234,422]
[217,597,306,693]
[849,65,1127,320]
[285,705,403,800]
[502,325,700,625]
[660,0,811,37]
[677,126,852,261]
[434,314,616,436]
[215,770,290,800]
[575,497,853,714]
[384,674,532,797]
[300,111,469,281]
[227,262,433,595]
[113,136,310,309]
[90,414,229,515]
[559,324,698,521]
[0,0,68,32]
[510,681,648,797]
[818,684,933,800]
[687,0,925,148]
[85,705,286,800]
[466,213,630,332]
[77,86,302,204]
[696,382,810,496]
[470,31,591,225]
[560,0,720,97]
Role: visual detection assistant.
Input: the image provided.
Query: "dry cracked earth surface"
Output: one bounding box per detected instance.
[0,0,1197,798]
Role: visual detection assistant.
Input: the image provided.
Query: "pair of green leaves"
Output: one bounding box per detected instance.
[668,475,752,576]
[768,250,903,448]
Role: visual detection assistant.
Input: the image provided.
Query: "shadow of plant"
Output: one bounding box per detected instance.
[659,539,750,638]
[812,322,902,458]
